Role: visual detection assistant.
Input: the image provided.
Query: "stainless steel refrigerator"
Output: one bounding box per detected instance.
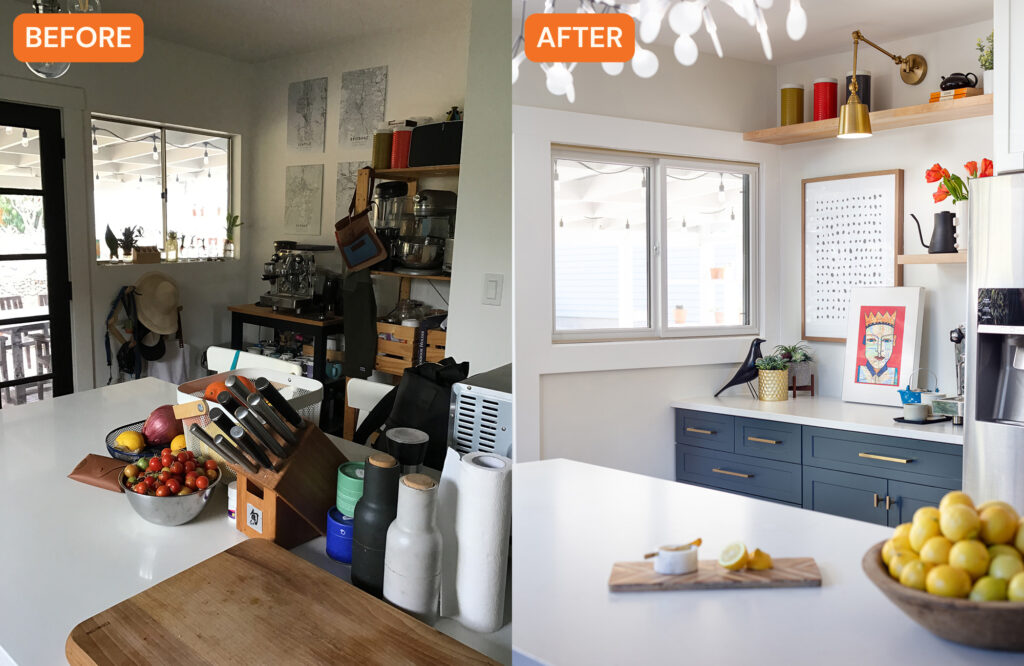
[965,174,1024,507]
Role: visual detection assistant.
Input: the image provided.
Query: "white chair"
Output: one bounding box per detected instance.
[343,378,392,441]
[206,346,302,376]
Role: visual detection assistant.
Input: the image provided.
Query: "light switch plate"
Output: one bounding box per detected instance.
[482,273,503,306]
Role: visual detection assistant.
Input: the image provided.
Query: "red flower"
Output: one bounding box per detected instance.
[964,161,978,178]
[980,158,994,177]
[933,182,950,203]
[925,163,945,183]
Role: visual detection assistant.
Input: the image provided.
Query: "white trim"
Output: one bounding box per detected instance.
[513,105,782,462]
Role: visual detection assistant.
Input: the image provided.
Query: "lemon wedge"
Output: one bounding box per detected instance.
[748,548,773,570]
[718,542,748,571]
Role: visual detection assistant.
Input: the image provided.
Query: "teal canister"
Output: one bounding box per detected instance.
[336,461,365,516]
[351,452,400,598]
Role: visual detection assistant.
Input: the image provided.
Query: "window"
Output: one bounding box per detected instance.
[553,147,758,341]
[92,116,232,263]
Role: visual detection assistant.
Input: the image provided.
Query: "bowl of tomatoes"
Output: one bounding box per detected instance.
[118,448,222,526]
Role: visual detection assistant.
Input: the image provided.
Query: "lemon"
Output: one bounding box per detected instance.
[748,548,773,570]
[940,504,981,541]
[979,506,1017,545]
[718,542,748,571]
[989,554,1024,580]
[899,560,931,591]
[913,506,941,528]
[889,551,919,580]
[892,522,912,542]
[1015,518,1024,553]
[1008,572,1024,601]
[170,434,187,453]
[939,490,975,511]
[977,500,1020,525]
[969,576,1008,602]
[882,536,913,565]
[919,536,953,565]
[948,539,989,580]
[926,564,972,598]
[989,544,1023,563]
[114,430,145,452]
[909,520,940,552]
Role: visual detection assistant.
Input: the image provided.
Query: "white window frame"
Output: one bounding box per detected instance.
[551,146,760,342]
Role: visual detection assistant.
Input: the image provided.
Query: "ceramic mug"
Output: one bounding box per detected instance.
[903,403,929,421]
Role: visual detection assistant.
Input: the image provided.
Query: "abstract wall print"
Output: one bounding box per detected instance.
[339,65,387,148]
[842,286,923,407]
[287,77,328,152]
[284,164,324,236]
[335,161,362,222]
[802,170,904,342]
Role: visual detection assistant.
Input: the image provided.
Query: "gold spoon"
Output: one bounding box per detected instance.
[644,537,702,560]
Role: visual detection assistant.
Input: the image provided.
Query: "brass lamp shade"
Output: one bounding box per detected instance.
[838,93,871,139]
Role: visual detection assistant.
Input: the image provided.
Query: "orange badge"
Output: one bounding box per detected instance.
[525,13,634,63]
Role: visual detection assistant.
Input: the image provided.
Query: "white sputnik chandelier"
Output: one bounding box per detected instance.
[512,0,808,102]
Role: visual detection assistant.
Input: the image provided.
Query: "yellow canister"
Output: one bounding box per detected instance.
[780,83,804,126]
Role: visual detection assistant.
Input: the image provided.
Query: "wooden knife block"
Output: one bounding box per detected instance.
[227,424,347,548]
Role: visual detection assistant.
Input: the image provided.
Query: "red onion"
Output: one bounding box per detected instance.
[142,404,183,446]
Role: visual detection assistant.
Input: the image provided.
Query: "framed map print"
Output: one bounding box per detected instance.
[802,169,904,342]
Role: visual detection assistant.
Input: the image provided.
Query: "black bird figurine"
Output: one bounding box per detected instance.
[714,337,766,398]
[104,224,119,260]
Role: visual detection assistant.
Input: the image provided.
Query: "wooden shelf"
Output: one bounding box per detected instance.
[743,95,993,145]
[897,253,967,265]
[371,270,451,281]
[375,164,460,180]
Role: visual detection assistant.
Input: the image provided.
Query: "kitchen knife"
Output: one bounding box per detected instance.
[210,407,271,469]
[213,434,259,474]
[216,390,243,415]
[246,393,299,446]
[224,375,253,406]
[254,377,305,429]
[234,406,289,459]
[188,424,249,470]
[209,406,237,436]
[230,425,276,471]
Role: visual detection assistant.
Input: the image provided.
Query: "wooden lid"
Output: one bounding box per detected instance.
[402,474,436,491]
[367,452,397,469]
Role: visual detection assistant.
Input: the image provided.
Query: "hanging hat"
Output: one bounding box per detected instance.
[134,272,179,335]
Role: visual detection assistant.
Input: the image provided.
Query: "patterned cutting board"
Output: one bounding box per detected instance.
[608,558,822,592]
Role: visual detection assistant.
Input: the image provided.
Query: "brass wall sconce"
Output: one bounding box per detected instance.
[838,30,928,139]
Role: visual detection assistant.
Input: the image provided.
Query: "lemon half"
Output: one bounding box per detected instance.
[718,542,748,571]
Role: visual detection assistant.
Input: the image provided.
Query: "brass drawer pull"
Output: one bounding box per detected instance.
[859,452,912,464]
[686,427,715,436]
[712,468,752,479]
[886,495,892,511]
[747,436,780,445]
[873,492,880,508]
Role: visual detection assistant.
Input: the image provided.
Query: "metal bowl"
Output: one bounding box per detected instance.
[119,471,221,526]
[395,236,445,270]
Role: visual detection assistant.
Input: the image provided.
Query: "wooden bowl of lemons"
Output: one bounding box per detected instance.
[863,493,1024,652]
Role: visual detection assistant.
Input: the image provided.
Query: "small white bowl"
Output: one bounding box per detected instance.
[903,403,929,421]
[653,544,699,575]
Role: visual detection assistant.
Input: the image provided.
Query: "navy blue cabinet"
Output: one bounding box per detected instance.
[803,467,889,525]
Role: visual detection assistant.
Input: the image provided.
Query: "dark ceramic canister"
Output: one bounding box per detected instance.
[351,452,401,598]
[845,70,871,110]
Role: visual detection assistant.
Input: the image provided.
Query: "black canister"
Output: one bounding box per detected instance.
[384,427,430,475]
[351,451,400,598]
[845,70,871,110]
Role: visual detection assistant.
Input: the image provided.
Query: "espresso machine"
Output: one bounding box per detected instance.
[259,240,333,314]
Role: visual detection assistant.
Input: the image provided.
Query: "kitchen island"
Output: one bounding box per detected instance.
[512,459,1020,665]
[0,378,507,665]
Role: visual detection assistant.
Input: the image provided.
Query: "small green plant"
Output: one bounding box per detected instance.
[774,342,814,364]
[977,32,993,71]
[756,355,788,371]
[225,213,242,242]
[118,225,143,254]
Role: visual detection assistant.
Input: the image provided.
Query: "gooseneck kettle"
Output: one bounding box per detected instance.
[910,212,957,254]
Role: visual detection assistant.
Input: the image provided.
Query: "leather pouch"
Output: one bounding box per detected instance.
[68,454,126,493]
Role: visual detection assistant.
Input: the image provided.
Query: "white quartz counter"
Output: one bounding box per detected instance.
[512,459,1017,665]
[671,395,963,445]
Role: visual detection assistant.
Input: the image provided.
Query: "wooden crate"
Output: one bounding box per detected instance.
[375,322,446,376]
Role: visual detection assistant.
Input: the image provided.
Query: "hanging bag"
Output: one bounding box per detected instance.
[334,166,387,272]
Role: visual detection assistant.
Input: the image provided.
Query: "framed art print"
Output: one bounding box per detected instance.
[841,286,924,407]
[802,169,904,342]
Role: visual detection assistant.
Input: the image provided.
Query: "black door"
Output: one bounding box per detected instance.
[0,100,72,408]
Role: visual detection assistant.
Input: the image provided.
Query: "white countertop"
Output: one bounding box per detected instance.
[671,395,964,446]
[0,378,508,665]
[512,459,1018,666]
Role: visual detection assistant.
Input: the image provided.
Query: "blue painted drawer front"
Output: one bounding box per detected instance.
[803,427,962,484]
[676,444,801,504]
[734,418,802,464]
[803,467,889,525]
[675,410,734,452]
[887,480,959,527]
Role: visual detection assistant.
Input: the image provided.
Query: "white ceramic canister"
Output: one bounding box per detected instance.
[654,544,699,575]
[383,474,442,621]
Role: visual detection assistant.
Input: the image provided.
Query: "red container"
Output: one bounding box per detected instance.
[390,128,413,169]
[813,78,838,121]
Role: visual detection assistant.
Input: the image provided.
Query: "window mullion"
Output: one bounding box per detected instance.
[651,160,665,337]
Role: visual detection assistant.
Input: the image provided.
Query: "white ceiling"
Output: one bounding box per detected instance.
[96,0,471,63]
[518,0,992,65]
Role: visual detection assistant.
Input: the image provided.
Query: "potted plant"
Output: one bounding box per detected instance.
[755,355,789,402]
[926,159,993,251]
[117,225,143,263]
[775,341,814,388]
[977,31,993,93]
[165,230,178,262]
[224,213,242,259]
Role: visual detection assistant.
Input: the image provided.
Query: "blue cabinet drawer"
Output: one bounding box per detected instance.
[803,467,889,525]
[675,410,734,452]
[676,445,801,504]
[803,427,962,484]
[734,418,802,464]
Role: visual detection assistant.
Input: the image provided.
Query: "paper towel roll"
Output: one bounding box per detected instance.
[438,447,512,633]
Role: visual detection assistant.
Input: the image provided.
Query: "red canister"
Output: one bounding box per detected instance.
[391,128,413,169]
[813,78,838,121]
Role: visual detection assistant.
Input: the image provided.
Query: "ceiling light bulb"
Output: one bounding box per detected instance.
[176,174,180,183]
[731,208,736,221]
[21,129,29,147]
[786,0,807,41]
[66,0,102,12]
[718,175,726,202]
[625,219,631,230]
[673,34,699,66]
[601,61,624,76]
[203,143,210,165]
[639,0,670,44]
[152,136,159,161]
[631,45,659,78]
[208,169,212,179]
[26,61,71,79]
[92,137,98,154]
[544,63,573,97]
[512,50,526,84]
[95,173,99,180]
[559,217,564,228]
[668,0,702,36]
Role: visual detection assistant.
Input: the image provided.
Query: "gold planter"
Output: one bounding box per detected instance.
[758,369,789,402]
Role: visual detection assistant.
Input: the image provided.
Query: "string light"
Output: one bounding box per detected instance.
[21,129,29,147]
[203,142,210,166]
[92,126,98,154]
[151,136,159,161]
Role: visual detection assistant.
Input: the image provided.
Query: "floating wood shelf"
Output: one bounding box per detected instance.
[375,164,460,180]
[743,95,993,145]
[371,270,451,281]
[897,253,967,265]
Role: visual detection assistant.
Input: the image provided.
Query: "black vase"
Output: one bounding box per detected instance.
[351,452,400,598]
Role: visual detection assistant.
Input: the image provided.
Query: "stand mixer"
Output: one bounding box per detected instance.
[259,240,333,314]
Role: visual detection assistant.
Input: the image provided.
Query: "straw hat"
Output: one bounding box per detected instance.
[134,272,179,335]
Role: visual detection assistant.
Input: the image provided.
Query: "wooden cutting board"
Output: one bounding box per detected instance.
[608,558,822,592]
[67,539,496,665]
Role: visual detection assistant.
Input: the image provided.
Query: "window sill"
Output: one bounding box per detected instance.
[543,334,761,375]
[95,257,239,267]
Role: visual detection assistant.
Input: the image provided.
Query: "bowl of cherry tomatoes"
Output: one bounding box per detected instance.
[118,448,222,526]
